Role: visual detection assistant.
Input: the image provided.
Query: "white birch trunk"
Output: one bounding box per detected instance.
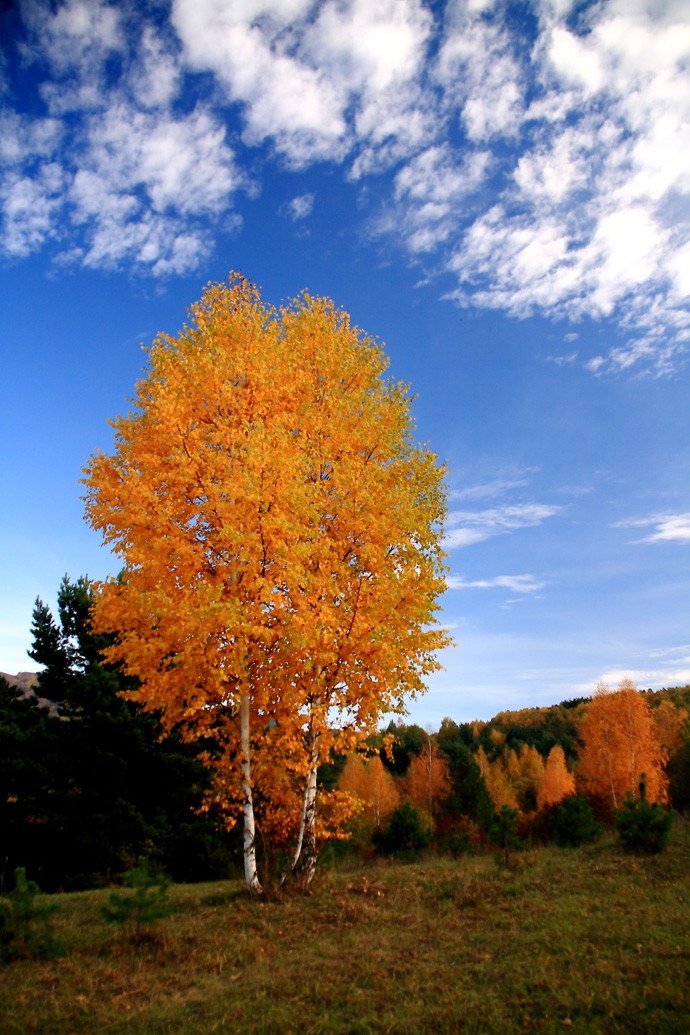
[604,730,617,812]
[290,729,320,887]
[240,691,262,895]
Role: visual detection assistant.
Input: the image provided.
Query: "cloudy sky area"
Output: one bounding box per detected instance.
[1,0,688,724]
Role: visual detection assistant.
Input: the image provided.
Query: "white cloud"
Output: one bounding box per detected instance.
[304,0,432,94]
[0,111,62,165]
[436,5,525,142]
[450,470,534,502]
[444,502,561,549]
[285,193,314,220]
[447,573,545,593]
[595,666,690,691]
[616,512,690,544]
[64,102,245,272]
[544,350,578,367]
[21,0,122,74]
[22,0,124,114]
[2,0,689,361]
[129,26,181,110]
[1,162,65,256]
[172,0,348,166]
[390,145,489,252]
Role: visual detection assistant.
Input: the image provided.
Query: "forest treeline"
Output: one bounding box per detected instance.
[2,576,688,891]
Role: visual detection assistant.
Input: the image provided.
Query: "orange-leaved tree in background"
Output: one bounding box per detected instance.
[405,735,451,822]
[338,754,400,830]
[476,746,519,812]
[514,743,545,812]
[82,274,451,894]
[576,679,668,820]
[536,744,575,810]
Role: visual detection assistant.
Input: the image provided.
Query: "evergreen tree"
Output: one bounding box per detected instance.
[2,578,230,889]
[435,732,494,832]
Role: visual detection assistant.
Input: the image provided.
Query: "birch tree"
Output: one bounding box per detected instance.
[83,274,451,893]
[577,680,668,820]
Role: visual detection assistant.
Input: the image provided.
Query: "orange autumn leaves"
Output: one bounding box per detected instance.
[339,739,451,831]
[82,273,451,884]
[577,679,669,819]
[337,679,672,840]
[475,743,575,814]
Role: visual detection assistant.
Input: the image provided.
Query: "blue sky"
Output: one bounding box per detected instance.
[1,0,689,726]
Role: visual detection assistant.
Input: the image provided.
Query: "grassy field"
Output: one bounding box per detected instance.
[2,822,689,1034]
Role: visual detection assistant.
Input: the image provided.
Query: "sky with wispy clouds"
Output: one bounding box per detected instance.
[1,0,688,724]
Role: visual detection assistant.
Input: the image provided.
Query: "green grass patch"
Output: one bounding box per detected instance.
[2,822,689,1033]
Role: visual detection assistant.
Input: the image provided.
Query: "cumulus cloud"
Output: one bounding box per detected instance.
[441,0,690,373]
[22,0,124,114]
[0,5,245,272]
[1,0,689,363]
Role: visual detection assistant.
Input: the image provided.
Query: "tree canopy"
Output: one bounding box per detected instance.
[577,679,668,820]
[83,274,451,892]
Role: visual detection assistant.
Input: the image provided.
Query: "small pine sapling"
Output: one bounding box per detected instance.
[489,805,521,867]
[101,858,176,943]
[0,868,61,961]
[551,794,603,847]
[615,774,674,854]
[375,802,433,860]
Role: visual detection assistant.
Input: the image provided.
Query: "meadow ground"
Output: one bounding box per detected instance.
[1,822,689,1034]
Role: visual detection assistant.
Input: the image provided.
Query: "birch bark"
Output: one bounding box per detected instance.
[240,692,262,895]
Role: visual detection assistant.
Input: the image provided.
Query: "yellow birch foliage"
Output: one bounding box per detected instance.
[577,679,668,819]
[82,274,451,849]
[537,744,575,809]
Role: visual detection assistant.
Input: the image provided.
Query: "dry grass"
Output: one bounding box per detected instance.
[2,821,690,1033]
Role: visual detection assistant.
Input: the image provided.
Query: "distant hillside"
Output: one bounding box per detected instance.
[0,669,58,713]
[1,670,38,695]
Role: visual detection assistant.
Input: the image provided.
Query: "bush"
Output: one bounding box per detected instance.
[615,776,674,854]
[437,817,483,857]
[101,858,176,943]
[375,803,432,860]
[0,868,61,962]
[551,795,603,847]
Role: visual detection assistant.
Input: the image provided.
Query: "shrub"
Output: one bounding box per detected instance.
[615,775,674,854]
[0,868,61,962]
[551,794,603,847]
[375,802,432,859]
[101,858,176,943]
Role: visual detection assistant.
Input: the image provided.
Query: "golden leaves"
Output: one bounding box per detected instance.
[82,272,452,842]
